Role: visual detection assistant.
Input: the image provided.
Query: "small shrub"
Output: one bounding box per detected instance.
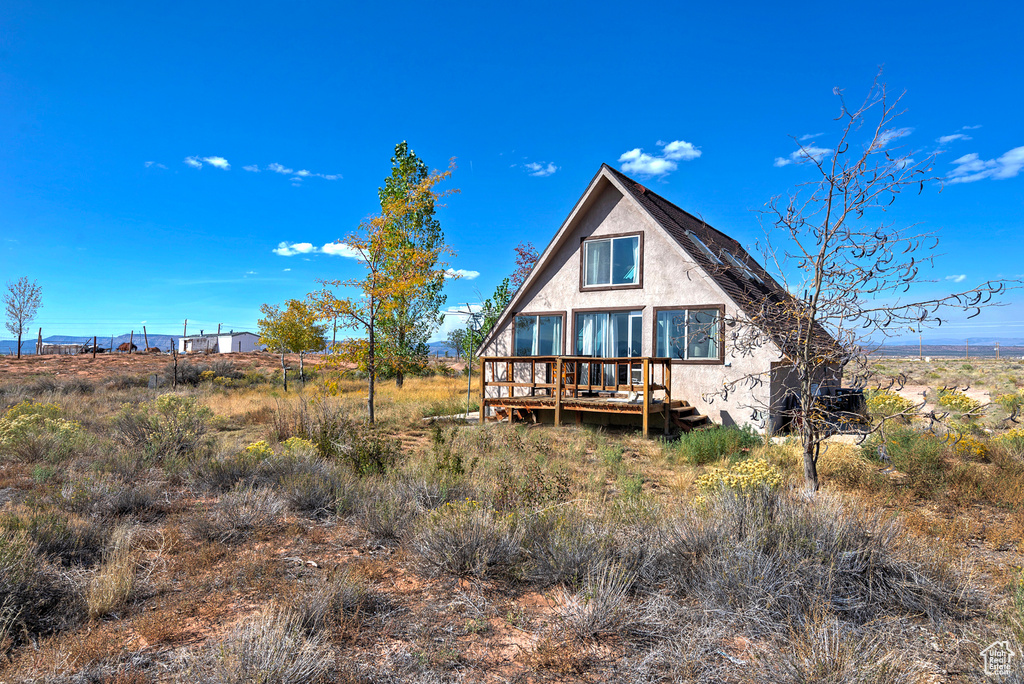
[291,570,376,635]
[995,427,1024,458]
[557,560,636,640]
[0,507,108,566]
[942,432,989,461]
[492,461,571,511]
[818,444,881,490]
[693,457,783,505]
[865,389,917,422]
[938,389,983,416]
[0,529,84,649]
[0,400,83,462]
[202,606,332,684]
[280,471,338,518]
[411,499,522,578]
[864,426,946,497]
[520,507,614,589]
[667,425,761,466]
[275,397,401,475]
[360,486,418,541]
[192,485,284,544]
[113,394,212,461]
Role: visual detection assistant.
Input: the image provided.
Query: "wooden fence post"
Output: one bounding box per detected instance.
[93,336,97,360]
[129,331,134,354]
[143,326,149,351]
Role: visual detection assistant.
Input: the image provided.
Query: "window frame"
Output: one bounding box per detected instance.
[578,231,644,292]
[511,311,566,357]
[652,304,726,365]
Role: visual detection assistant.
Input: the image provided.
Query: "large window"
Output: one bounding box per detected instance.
[582,235,640,287]
[655,308,721,361]
[514,315,562,356]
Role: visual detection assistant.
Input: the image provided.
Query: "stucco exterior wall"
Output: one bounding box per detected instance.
[479,178,784,430]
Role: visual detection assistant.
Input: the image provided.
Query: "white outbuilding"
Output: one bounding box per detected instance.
[179,331,262,354]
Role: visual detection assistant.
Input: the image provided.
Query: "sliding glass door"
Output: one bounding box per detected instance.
[575,310,642,386]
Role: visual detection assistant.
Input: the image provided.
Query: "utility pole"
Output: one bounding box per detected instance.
[996,341,1000,360]
[92,336,97,360]
[129,330,134,354]
[183,319,188,338]
[143,326,149,350]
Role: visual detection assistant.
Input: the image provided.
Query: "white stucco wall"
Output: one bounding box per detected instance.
[217,333,260,353]
[479,175,784,430]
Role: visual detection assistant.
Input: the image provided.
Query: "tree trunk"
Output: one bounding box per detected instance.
[802,439,820,493]
[395,326,405,389]
[281,352,287,392]
[299,352,305,382]
[16,332,22,359]
[367,316,376,424]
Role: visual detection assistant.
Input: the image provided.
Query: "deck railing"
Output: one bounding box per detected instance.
[478,355,673,436]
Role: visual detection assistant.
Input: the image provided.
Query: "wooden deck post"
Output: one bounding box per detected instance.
[478,358,486,424]
[554,357,563,427]
[641,358,650,438]
[663,360,672,435]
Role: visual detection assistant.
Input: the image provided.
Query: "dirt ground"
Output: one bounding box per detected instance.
[0,351,321,383]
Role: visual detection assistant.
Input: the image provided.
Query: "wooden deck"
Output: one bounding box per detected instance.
[478,355,710,437]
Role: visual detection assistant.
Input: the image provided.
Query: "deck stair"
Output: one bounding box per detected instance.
[667,401,712,432]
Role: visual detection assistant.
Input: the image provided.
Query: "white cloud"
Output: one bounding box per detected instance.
[242,164,259,172]
[798,133,824,141]
[619,139,701,177]
[947,146,1024,184]
[320,242,361,259]
[183,155,230,170]
[283,268,291,272]
[202,156,230,170]
[267,163,294,174]
[245,270,256,275]
[661,140,701,161]
[524,162,558,177]
[961,124,983,130]
[773,145,832,167]
[445,268,480,280]
[272,241,316,256]
[295,170,311,177]
[937,133,972,145]
[144,161,167,169]
[874,127,914,149]
[433,304,483,342]
[945,274,967,283]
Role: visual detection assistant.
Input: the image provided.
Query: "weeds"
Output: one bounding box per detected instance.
[191,485,284,544]
[666,425,761,465]
[87,524,138,619]
[113,394,212,461]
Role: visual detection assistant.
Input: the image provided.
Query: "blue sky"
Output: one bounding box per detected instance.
[1,0,1022,343]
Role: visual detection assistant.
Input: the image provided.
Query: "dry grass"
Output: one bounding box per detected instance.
[1,370,1022,682]
[87,524,138,619]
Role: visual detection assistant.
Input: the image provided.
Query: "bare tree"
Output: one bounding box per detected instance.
[722,74,1012,493]
[4,277,42,359]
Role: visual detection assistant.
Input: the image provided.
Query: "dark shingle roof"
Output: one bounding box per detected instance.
[603,164,838,357]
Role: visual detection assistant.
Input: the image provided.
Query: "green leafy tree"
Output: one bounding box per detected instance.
[316,158,456,422]
[376,142,454,388]
[257,299,327,381]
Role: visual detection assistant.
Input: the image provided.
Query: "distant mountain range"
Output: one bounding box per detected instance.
[0,334,180,355]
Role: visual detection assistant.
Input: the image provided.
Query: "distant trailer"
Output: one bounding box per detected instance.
[179,331,260,354]
[40,343,85,355]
